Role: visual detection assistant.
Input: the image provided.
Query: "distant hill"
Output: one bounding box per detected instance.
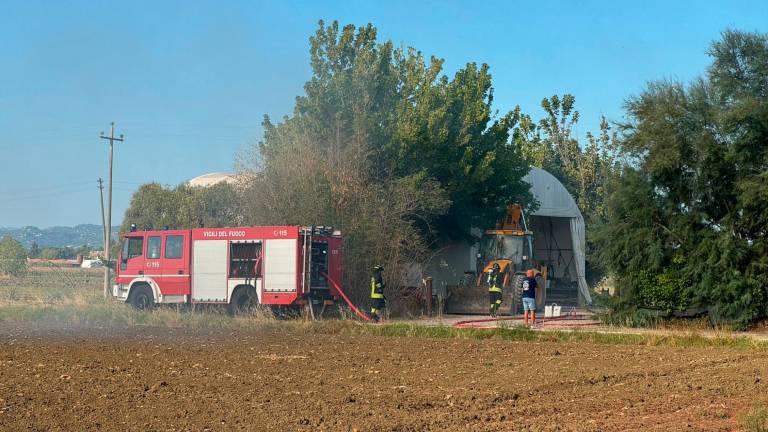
[0,224,120,249]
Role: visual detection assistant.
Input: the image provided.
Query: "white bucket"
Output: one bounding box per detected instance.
[545,303,562,318]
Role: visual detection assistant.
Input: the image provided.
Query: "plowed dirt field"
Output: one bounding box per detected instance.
[1,325,766,431]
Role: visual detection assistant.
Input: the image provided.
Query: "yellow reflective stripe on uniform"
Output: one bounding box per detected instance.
[371,277,384,299]
[488,286,502,293]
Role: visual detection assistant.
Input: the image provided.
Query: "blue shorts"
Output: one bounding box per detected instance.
[522,297,536,311]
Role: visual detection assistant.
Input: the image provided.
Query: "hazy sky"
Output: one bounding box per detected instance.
[1,0,766,227]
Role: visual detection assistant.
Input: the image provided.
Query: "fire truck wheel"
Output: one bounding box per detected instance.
[228,287,256,315]
[129,285,154,310]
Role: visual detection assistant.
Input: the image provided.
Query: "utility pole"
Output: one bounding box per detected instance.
[100,123,124,298]
[98,178,106,256]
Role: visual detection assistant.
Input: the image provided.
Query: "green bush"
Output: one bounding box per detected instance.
[0,236,27,277]
[598,307,660,328]
[634,256,691,313]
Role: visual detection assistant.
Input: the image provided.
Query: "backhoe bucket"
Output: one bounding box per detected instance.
[444,283,518,315]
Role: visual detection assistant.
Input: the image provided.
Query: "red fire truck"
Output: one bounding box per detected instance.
[112,225,343,313]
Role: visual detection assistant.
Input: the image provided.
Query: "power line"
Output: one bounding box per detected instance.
[0,180,93,194]
[111,187,140,191]
[0,185,139,202]
[0,180,146,196]
[1,186,95,202]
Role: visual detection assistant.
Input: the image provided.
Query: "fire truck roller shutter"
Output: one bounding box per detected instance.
[192,239,228,302]
[264,239,298,292]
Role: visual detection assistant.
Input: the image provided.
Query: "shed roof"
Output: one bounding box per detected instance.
[523,166,582,219]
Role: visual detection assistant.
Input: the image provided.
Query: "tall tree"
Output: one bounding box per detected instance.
[518,95,618,224]
[119,182,241,237]
[40,248,60,260]
[538,94,581,184]
[580,116,619,223]
[28,241,40,259]
[0,236,27,276]
[596,30,768,327]
[261,20,532,240]
[243,20,536,306]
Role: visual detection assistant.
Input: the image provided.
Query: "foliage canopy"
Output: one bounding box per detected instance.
[260,20,532,240]
[119,182,240,236]
[595,30,768,327]
[0,236,27,277]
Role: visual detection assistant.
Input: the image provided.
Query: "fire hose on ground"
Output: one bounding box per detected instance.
[453,313,601,329]
[320,273,598,328]
[321,272,371,322]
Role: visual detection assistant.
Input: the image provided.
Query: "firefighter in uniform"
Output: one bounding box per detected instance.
[488,263,503,317]
[370,264,386,322]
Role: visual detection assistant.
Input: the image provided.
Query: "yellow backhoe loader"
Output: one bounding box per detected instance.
[445,204,547,315]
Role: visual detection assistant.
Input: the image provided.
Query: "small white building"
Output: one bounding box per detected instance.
[81,259,104,269]
[188,172,238,188]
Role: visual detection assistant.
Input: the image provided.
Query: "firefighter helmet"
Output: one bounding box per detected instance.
[373,264,384,271]
[492,263,500,271]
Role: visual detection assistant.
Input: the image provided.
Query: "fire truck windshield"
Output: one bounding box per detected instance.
[121,236,143,261]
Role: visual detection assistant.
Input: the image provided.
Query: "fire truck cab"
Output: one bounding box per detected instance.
[113,225,342,312]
